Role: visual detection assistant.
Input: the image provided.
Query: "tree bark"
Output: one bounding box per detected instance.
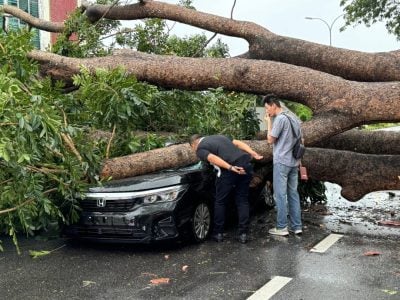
[83,1,400,82]
[29,49,400,147]
[2,4,64,32]
[99,141,400,201]
[5,1,399,81]
[303,148,400,201]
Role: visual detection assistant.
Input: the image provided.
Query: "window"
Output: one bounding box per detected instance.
[1,0,40,49]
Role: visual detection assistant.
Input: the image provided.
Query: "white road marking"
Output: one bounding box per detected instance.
[310,233,344,253]
[247,276,292,300]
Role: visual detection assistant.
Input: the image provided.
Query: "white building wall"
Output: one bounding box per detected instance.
[39,0,50,50]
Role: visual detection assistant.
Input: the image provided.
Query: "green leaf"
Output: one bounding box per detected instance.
[29,250,51,259]
[381,289,398,295]
[19,117,25,128]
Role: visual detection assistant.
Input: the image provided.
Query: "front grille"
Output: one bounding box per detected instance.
[72,226,148,239]
[80,198,138,212]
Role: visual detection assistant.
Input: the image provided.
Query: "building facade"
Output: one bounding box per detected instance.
[0,0,79,49]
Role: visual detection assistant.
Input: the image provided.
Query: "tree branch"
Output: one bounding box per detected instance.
[1,4,64,32]
[29,49,400,143]
[302,148,400,201]
[83,1,400,82]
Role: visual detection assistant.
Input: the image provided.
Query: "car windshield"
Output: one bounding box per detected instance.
[163,161,205,172]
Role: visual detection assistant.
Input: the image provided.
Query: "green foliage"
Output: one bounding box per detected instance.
[298,179,327,206]
[52,2,120,57]
[146,88,259,139]
[71,67,156,131]
[125,134,167,154]
[0,30,102,250]
[340,0,400,39]
[69,69,258,158]
[1,0,323,251]
[118,18,170,54]
[0,29,36,81]
[283,100,313,122]
[116,19,229,58]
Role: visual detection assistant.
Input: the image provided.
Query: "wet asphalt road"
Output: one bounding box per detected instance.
[1,185,399,300]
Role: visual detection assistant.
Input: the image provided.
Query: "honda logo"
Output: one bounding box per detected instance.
[97,199,106,207]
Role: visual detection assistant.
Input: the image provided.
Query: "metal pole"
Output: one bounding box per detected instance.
[305,14,344,46]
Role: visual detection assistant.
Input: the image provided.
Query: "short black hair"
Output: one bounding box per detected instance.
[189,134,203,145]
[262,94,281,107]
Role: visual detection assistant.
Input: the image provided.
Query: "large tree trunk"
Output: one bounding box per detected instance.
[99,137,400,201]
[4,1,400,201]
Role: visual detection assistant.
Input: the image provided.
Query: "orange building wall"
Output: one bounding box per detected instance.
[50,0,78,44]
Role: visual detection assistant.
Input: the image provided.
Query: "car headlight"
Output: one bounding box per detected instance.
[83,185,188,206]
[142,185,187,204]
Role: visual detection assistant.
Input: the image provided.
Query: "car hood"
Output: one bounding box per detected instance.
[89,163,209,193]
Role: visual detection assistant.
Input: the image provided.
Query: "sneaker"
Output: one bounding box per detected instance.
[289,228,303,235]
[268,227,289,236]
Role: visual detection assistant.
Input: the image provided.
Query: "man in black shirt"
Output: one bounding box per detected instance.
[189,134,263,243]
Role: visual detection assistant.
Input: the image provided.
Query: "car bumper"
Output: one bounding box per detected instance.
[64,202,182,244]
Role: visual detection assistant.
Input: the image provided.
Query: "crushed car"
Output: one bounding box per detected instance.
[64,161,273,243]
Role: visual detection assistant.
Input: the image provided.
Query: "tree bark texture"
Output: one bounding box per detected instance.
[29,49,400,146]
[100,140,400,201]
[83,1,400,82]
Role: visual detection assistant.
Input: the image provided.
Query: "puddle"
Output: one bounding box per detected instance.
[304,182,400,238]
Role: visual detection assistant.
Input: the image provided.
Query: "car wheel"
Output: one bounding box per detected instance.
[190,201,211,242]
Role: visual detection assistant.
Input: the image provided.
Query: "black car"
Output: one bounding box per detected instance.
[64,162,273,243]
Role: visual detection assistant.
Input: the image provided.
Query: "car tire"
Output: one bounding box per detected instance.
[190,201,212,243]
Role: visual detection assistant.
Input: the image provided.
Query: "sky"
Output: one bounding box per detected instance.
[159,0,399,56]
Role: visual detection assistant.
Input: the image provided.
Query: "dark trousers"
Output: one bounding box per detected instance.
[213,163,253,235]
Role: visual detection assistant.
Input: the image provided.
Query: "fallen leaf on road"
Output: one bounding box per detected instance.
[82,281,96,287]
[29,244,66,259]
[29,250,51,259]
[378,220,400,227]
[363,251,382,256]
[381,289,398,295]
[150,278,170,285]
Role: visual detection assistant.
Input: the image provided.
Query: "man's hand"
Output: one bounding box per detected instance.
[264,113,271,124]
[252,153,263,160]
[230,165,246,175]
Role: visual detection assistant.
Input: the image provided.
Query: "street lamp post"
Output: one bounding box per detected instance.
[305,14,344,46]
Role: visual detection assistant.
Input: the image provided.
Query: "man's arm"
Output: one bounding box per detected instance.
[207,153,231,170]
[207,153,246,174]
[232,140,263,160]
[264,115,277,144]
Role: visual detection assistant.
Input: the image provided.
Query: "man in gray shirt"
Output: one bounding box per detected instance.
[263,94,303,236]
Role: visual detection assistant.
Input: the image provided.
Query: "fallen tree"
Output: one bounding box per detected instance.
[2,0,400,201]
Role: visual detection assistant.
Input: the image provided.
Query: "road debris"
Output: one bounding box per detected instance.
[363,251,382,256]
[82,281,96,287]
[150,278,170,285]
[377,220,400,227]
